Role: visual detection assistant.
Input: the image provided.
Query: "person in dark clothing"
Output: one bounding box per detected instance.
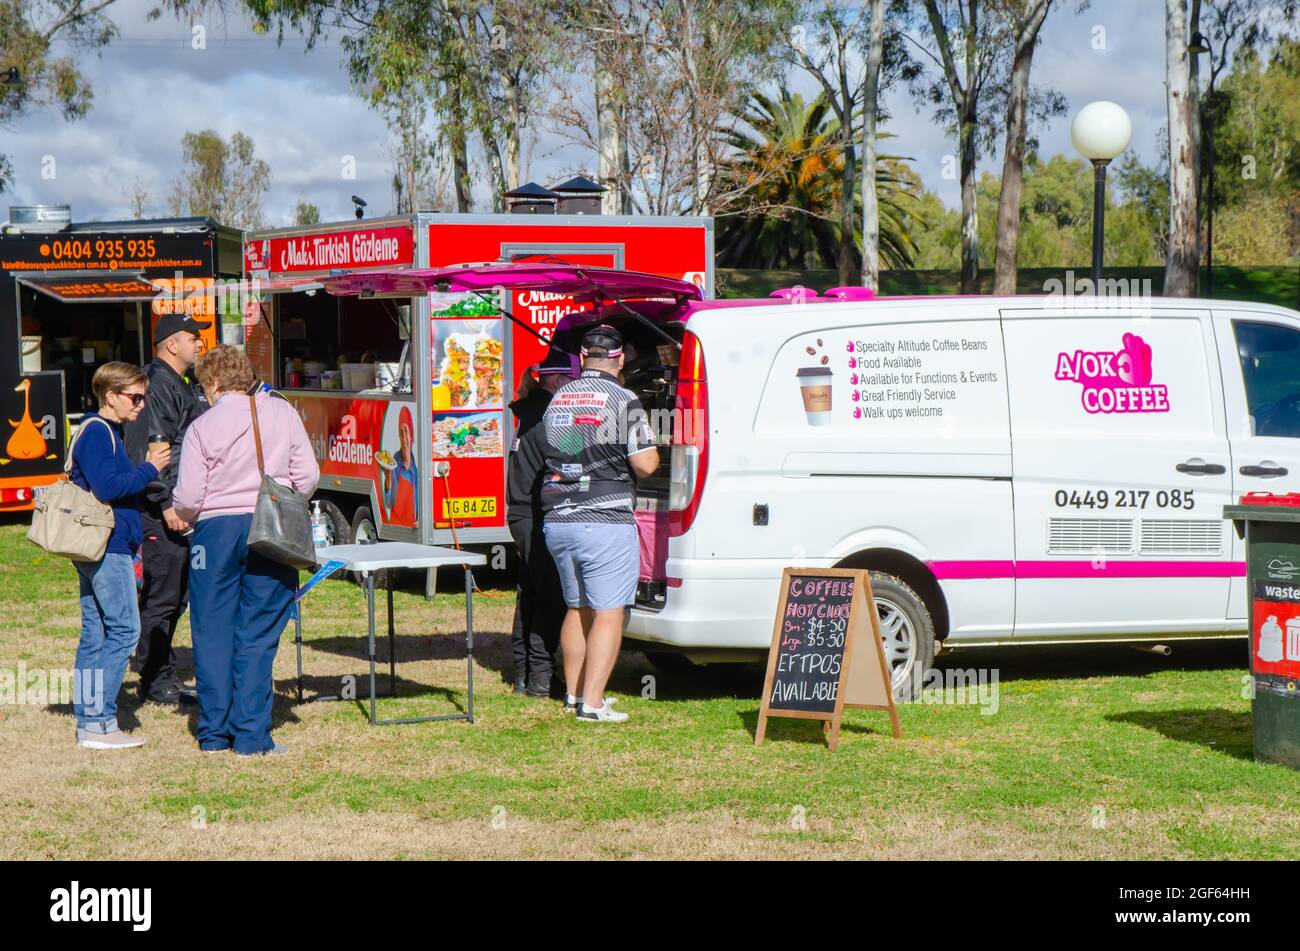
[507,347,579,697]
[123,312,210,705]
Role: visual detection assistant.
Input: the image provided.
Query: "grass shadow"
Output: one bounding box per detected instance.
[276,671,468,718]
[304,630,513,680]
[939,639,1250,685]
[735,707,889,746]
[1108,707,1254,761]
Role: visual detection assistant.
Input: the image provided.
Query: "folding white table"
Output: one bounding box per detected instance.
[292,542,488,726]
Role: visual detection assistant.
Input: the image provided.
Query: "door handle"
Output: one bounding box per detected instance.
[1240,464,1289,477]
[1176,462,1227,475]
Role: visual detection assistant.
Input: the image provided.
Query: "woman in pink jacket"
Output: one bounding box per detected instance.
[173,345,319,755]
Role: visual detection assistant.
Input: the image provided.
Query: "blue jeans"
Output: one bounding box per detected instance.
[73,553,141,733]
[189,514,296,754]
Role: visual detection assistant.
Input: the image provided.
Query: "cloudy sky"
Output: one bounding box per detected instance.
[4,0,1175,225]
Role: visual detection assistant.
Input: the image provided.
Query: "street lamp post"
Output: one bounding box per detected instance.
[1071,101,1133,292]
[1189,31,1215,299]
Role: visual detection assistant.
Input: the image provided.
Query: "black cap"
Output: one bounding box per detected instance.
[580,324,623,358]
[153,312,211,346]
[538,348,579,376]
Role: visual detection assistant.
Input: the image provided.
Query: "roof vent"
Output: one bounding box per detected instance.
[824,286,875,301]
[5,204,72,232]
[769,286,820,302]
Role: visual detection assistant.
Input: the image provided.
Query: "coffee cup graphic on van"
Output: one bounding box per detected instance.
[796,367,833,425]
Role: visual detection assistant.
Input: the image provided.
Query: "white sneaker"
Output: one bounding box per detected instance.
[77,730,145,750]
[566,696,618,714]
[576,700,628,723]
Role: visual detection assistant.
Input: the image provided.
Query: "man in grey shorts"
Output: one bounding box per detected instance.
[539,325,659,722]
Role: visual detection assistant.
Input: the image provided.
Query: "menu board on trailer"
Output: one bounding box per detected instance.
[429,292,508,530]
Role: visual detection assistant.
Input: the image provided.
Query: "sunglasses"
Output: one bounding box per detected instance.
[116,392,147,407]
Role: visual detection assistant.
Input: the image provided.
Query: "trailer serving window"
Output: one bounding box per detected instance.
[16,272,155,414]
[272,290,413,393]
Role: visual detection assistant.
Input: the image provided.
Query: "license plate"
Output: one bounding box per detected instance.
[441,496,497,519]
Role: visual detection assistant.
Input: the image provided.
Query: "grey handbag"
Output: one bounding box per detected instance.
[245,394,316,570]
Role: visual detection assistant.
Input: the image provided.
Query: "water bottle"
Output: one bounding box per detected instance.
[311,500,328,551]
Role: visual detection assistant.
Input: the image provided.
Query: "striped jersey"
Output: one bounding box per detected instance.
[539,369,656,524]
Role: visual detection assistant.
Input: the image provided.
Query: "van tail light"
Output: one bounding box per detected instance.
[669,331,708,536]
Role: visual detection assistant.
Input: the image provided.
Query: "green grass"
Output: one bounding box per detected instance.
[2,517,1298,859]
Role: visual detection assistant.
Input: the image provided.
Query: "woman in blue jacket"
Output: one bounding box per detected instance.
[68,362,170,749]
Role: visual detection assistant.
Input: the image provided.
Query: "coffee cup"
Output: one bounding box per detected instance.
[796,367,833,425]
[148,433,169,454]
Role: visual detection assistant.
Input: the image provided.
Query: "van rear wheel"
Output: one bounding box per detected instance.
[868,571,935,702]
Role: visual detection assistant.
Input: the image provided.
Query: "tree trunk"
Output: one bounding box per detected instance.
[837,42,855,288]
[503,70,522,193]
[477,120,507,213]
[1189,0,1202,260]
[447,84,472,214]
[596,60,623,215]
[993,0,1051,296]
[1164,0,1200,297]
[618,122,632,214]
[959,115,979,294]
[860,0,886,290]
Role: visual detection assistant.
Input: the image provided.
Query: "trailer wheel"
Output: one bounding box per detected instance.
[317,498,352,547]
[349,505,387,586]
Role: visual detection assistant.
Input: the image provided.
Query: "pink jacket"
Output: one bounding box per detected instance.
[173,390,320,522]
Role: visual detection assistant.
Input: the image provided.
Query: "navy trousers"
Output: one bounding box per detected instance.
[189,513,296,754]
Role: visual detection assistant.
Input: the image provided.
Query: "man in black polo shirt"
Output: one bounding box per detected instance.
[124,313,210,705]
[506,348,578,698]
[539,325,659,723]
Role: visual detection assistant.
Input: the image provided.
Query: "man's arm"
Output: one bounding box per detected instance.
[624,396,659,479]
[629,447,659,479]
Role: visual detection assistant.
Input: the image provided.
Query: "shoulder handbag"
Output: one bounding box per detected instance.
[245,394,317,570]
[27,417,118,562]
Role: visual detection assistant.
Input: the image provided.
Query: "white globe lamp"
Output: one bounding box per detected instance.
[1071,101,1132,289]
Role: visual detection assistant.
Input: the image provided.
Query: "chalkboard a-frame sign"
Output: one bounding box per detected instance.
[755,568,902,750]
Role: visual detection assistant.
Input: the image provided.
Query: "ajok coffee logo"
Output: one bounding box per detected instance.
[1055,332,1169,414]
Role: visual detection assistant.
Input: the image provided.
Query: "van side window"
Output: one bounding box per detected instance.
[1234,321,1300,438]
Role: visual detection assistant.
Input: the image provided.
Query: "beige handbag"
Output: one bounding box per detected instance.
[27,417,118,562]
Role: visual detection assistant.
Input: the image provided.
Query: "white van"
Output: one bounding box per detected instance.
[621,294,1300,696]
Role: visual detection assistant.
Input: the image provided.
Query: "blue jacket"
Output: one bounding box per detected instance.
[69,414,158,556]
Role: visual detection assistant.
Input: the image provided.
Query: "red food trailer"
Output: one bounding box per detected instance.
[241,213,712,560]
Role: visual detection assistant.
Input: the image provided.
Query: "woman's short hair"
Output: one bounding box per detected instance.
[92,361,147,406]
[196,344,255,395]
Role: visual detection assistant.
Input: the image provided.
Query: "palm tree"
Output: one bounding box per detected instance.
[716,86,920,272]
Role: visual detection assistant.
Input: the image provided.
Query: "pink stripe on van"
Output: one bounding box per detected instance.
[928,560,1246,580]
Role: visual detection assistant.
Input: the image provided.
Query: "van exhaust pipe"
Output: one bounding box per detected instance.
[1129,643,1172,656]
